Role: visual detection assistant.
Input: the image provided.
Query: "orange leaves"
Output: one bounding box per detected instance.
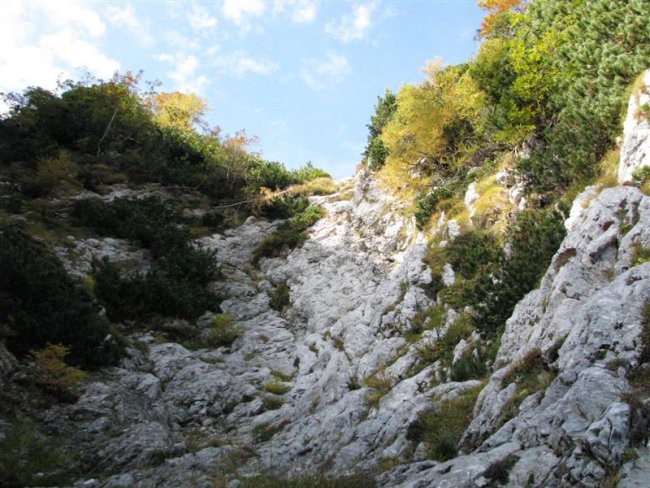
[477,0,526,38]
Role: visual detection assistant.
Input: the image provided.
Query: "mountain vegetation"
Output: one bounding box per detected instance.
[0,73,331,369]
[364,0,650,342]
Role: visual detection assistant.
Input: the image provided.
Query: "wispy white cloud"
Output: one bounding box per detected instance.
[301,51,351,90]
[325,1,378,42]
[39,30,119,77]
[36,0,106,37]
[222,0,265,31]
[164,30,201,52]
[208,49,279,77]
[157,53,209,93]
[273,0,318,24]
[106,4,154,47]
[187,4,218,30]
[0,0,119,103]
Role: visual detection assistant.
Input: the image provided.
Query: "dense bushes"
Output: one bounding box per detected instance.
[436,208,565,335]
[474,208,565,332]
[364,0,650,200]
[0,78,327,204]
[74,197,219,321]
[0,225,121,368]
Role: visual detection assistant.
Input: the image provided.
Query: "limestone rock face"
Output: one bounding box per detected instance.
[53,173,488,487]
[380,186,650,487]
[619,69,650,184]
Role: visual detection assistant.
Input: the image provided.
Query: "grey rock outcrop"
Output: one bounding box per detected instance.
[53,173,488,486]
[380,188,650,487]
[619,69,650,184]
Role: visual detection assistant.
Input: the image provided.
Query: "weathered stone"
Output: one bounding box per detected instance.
[619,69,650,184]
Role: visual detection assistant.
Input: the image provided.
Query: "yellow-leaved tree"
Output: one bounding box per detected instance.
[379,60,486,197]
[477,0,527,38]
[147,91,208,133]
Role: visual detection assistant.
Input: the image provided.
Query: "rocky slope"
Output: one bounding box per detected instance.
[1,72,649,488]
[379,69,650,488]
[2,173,470,487]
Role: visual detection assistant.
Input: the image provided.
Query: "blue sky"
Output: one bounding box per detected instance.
[0,1,485,179]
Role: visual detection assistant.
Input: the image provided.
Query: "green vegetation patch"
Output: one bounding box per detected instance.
[269,282,291,311]
[239,473,376,488]
[407,384,483,461]
[0,224,121,368]
[207,313,242,348]
[252,205,324,263]
[502,349,556,409]
[0,414,73,487]
[73,197,219,322]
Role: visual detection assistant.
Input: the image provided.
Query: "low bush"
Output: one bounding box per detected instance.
[252,205,324,263]
[201,210,225,229]
[252,423,282,442]
[264,380,291,395]
[20,150,78,198]
[291,161,331,182]
[240,473,376,488]
[269,283,291,311]
[75,197,220,321]
[450,346,488,382]
[0,224,121,369]
[262,396,284,410]
[0,415,71,487]
[474,208,565,334]
[502,349,555,407]
[364,366,394,407]
[259,195,310,220]
[30,344,87,400]
[207,313,242,347]
[407,385,482,461]
[416,313,473,367]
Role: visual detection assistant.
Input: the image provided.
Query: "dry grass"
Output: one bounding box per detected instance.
[596,148,621,190]
[288,177,339,196]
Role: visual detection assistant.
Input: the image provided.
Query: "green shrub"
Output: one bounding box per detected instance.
[364,89,397,171]
[259,195,310,220]
[20,150,78,197]
[291,161,331,182]
[407,385,482,461]
[0,415,71,487]
[364,367,394,407]
[264,380,291,395]
[247,160,296,190]
[632,167,650,185]
[0,224,121,369]
[269,283,291,311]
[93,257,218,322]
[474,208,565,334]
[207,313,242,347]
[252,423,282,442]
[75,197,220,322]
[484,455,519,485]
[201,211,225,229]
[414,183,462,229]
[416,313,474,367]
[367,137,389,172]
[445,230,502,280]
[450,346,488,382]
[30,344,87,400]
[240,473,376,488]
[633,243,650,266]
[252,205,324,263]
[502,349,555,407]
